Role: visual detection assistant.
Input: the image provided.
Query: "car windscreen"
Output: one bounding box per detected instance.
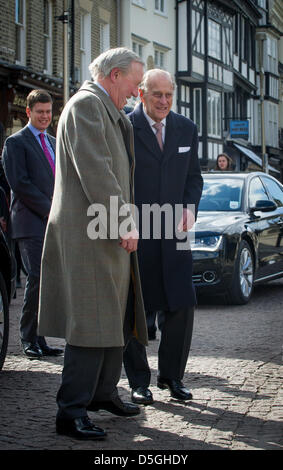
[199,178,244,211]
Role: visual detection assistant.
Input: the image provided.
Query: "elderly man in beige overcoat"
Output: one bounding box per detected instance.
[38,48,147,441]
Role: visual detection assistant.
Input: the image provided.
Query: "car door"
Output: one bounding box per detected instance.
[260,175,283,272]
[248,176,280,279]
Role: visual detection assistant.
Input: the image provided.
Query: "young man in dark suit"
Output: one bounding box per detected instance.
[123,69,203,405]
[2,89,63,359]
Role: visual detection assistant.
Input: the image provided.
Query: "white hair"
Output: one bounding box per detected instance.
[139,69,175,93]
[89,47,144,81]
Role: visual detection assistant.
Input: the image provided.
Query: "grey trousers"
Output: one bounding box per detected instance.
[56,282,135,421]
[56,344,124,420]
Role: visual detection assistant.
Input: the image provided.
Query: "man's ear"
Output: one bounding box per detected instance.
[109,67,121,83]
[26,106,31,119]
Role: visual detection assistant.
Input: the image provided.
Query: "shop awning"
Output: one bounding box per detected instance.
[234,143,280,174]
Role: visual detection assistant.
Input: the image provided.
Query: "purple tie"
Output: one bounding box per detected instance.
[153,122,164,151]
[39,133,55,175]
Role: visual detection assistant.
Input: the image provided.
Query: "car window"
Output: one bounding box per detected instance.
[248,177,270,207]
[199,178,243,211]
[261,177,283,207]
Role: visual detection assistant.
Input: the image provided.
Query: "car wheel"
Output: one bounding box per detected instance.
[226,240,254,305]
[0,272,9,371]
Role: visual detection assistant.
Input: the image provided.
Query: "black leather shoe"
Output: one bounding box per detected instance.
[56,416,106,440]
[157,378,193,400]
[131,387,154,405]
[22,342,43,359]
[40,345,64,356]
[88,395,140,416]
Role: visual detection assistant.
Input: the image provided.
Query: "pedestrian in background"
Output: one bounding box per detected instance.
[1,89,63,359]
[214,153,234,171]
[38,48,148,441]
[123,69,203,406]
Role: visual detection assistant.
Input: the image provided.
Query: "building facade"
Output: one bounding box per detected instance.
[176,0,283,180]
[1,0,282,180]
[0,0,118,148]
[119,0,176,109]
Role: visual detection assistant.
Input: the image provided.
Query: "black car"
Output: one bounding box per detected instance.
[0,226,16,371]
[192,171,283,304]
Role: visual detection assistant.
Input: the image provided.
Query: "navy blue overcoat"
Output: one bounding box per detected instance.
[129,103,203,311]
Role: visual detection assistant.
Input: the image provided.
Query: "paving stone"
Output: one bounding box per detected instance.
[0,279,282,455]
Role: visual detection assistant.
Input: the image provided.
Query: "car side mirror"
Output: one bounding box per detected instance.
[250,200,277,213]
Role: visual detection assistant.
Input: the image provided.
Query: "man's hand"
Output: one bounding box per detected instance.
[120,228,139,253]
[177,208,195,232]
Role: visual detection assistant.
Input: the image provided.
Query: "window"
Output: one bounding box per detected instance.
[249,177,269,207]
[132,41,143,59]
[43,0,52,74]
[233,14,239,54]
[208,19,221,61]
[241,17,247,61]
[267,102,278,148]
[222,25,232,66]
[155,0,165,14]
[100,22,110,53]
[248,24,255,67]
[192,8,205,55]
[132,0,145,7]
[261,177,283,207]
[257,0,266,8]
[179,84,190,118]
[15,0,25,64]
[267,37,278,75]
[193,88,202,134]
[207,89,221,138]
[154,49,165,69]
[269,76,279,100]
[80,13,91,83]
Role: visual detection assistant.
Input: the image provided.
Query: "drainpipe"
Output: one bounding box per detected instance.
[117,0,121,46]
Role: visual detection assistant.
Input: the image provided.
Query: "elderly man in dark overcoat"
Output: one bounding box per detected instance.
[123,69,203,405]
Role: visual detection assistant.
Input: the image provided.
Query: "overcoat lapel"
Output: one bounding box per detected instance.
[163,112,183,164]
[132,104,163,162]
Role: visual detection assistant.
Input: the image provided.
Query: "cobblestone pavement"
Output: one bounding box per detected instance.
[0,278,282,457]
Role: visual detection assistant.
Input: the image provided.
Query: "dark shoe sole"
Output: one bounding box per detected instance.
[23,353,43,360]
[88,404,140,417]
[41,351,63,356]
[131,396,154,405]
[157,381,193,400]
[56,427,106,440]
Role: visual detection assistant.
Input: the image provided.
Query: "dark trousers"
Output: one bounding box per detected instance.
[56,344,124,420]
[56,282,135,421]
[17,236,46,345]
[123,307,194,389]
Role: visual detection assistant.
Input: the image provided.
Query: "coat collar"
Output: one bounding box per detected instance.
[130,103,182,163]
[79,81,124,125]
[22,125,55,178]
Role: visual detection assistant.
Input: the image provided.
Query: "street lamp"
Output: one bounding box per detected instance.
[257,32,268,173]
[57,2,69,106]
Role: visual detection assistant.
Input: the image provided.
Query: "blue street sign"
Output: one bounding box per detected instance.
[230,120,249,140]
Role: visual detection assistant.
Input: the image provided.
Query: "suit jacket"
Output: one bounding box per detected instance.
[1,125,55,239]
[38,81,148,348]
[129,103,203,311]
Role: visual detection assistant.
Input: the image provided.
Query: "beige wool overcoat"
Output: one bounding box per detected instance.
[38,81,148,348]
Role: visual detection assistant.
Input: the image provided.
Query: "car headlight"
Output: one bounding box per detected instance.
[190,235,223,251]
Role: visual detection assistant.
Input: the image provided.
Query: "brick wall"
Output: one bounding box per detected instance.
[0,0,118,83]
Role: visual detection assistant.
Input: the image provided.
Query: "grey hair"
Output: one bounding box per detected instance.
[89,47,144,81]
[139,69,175,93]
